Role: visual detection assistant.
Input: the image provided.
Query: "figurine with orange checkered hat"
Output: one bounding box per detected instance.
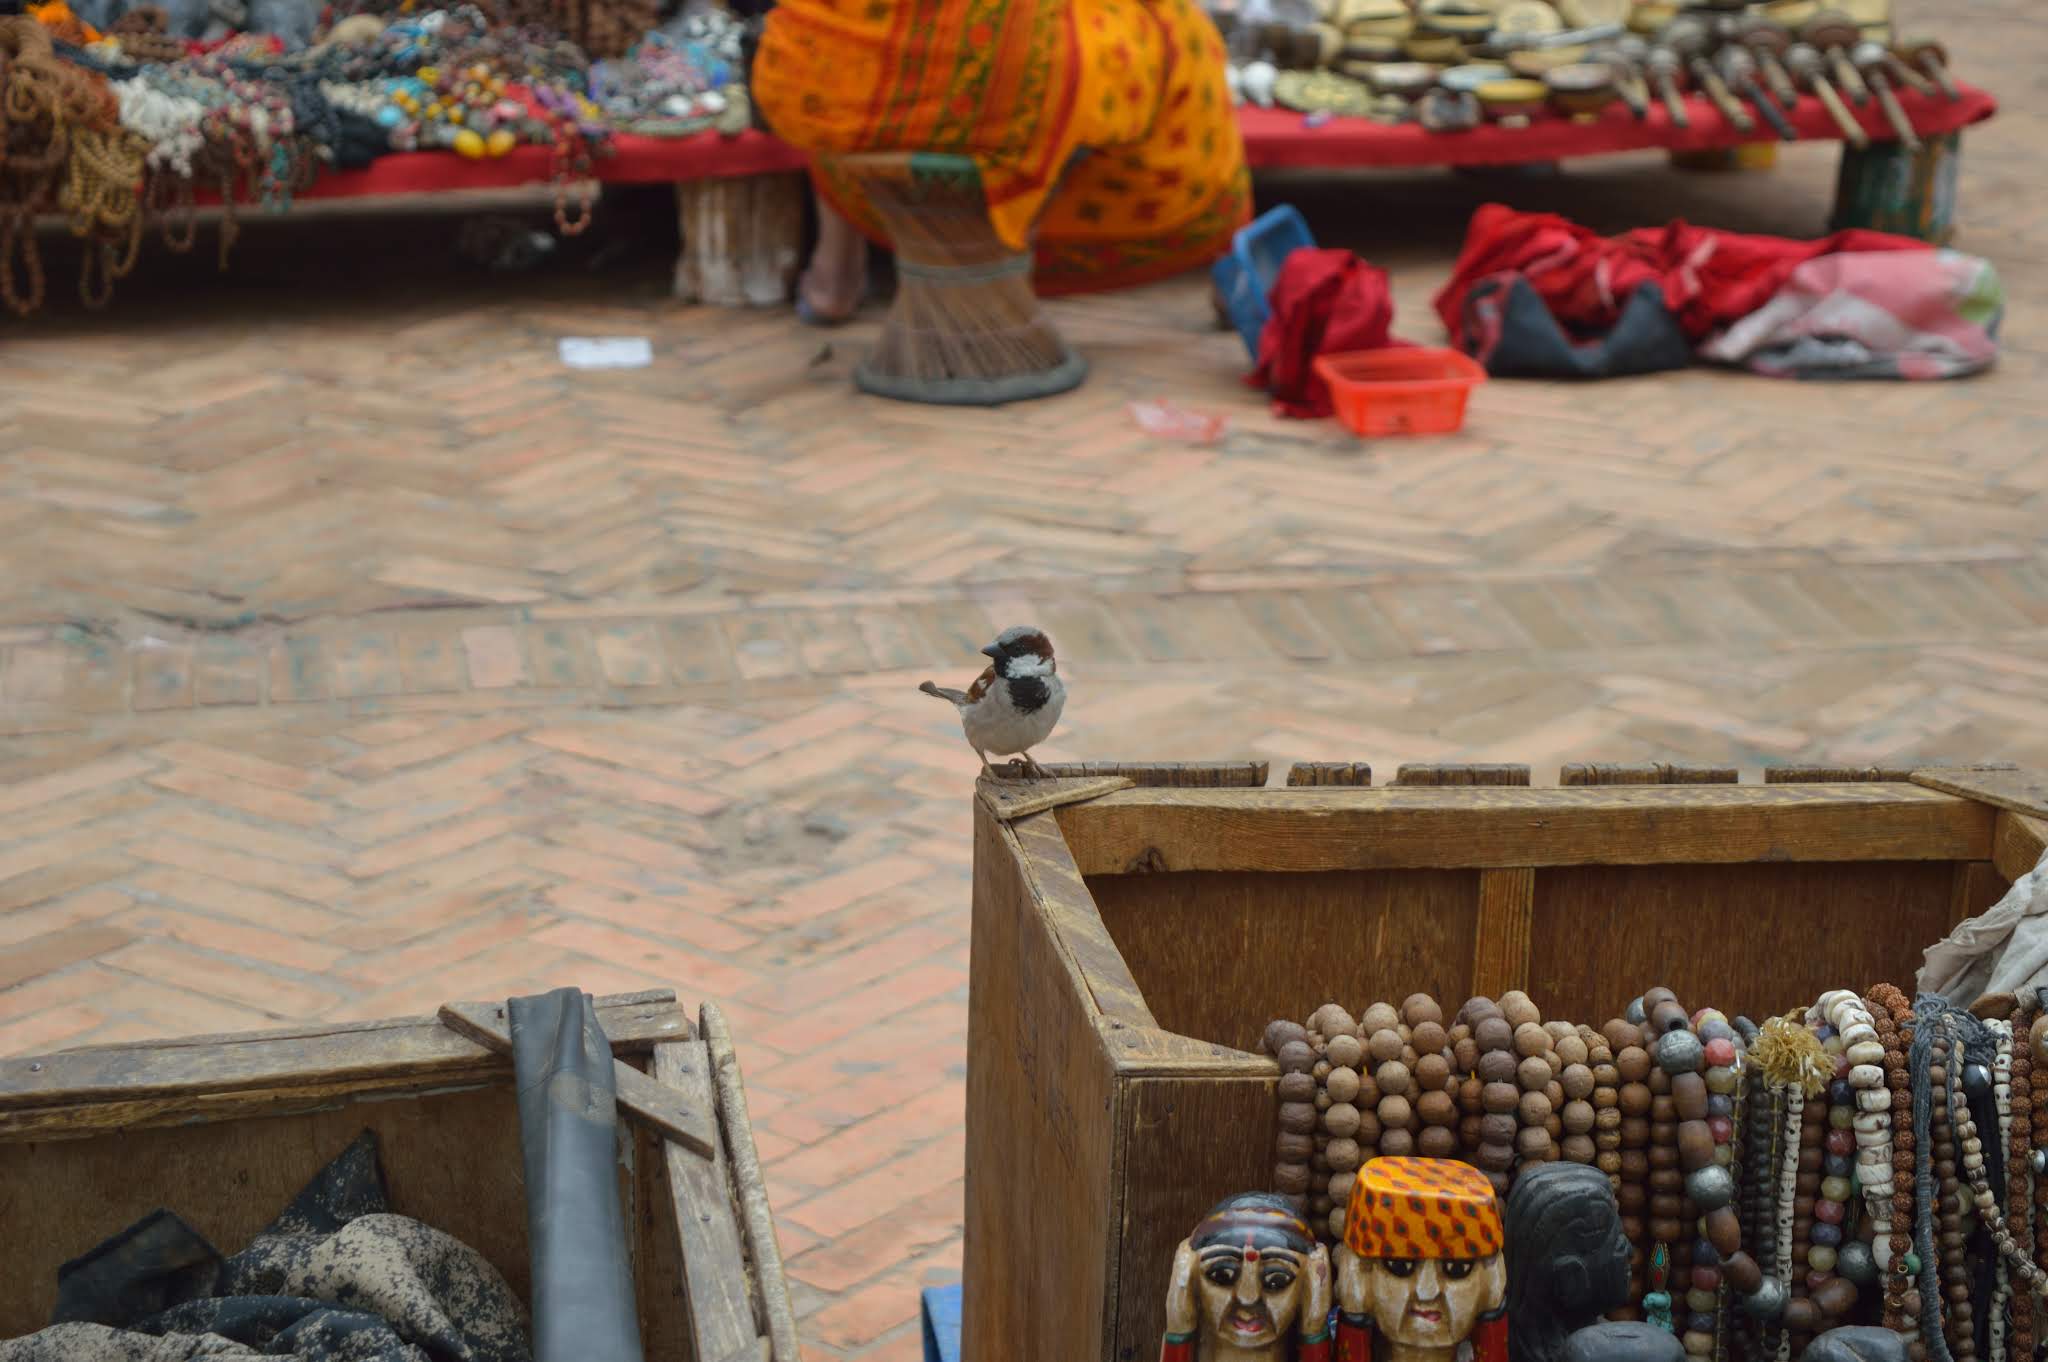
[1332,1158,1509,1362]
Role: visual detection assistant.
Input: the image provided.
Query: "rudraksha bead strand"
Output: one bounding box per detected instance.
[1869,983,1921,1345]
[2011,994,2037,1362]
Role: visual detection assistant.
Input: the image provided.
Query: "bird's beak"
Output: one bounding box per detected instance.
[979,643,1002,659]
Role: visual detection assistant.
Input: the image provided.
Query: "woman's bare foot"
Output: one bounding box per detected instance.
[798,192,869,325]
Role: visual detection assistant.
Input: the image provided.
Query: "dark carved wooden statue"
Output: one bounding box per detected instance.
[1505,1163,1680,1362]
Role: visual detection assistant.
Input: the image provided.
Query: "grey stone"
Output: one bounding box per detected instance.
[1560,1322,1686,1362]
[1805,1326,1911,1362]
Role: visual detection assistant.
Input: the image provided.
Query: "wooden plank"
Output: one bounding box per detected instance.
[439,1001,715,1160]
[702,1002,801,1362]
[1765,766,1915,783]
[1086,870,1479,1057]
[47,989,681,1055]
[654,1041,763,1362]
[1561,763,1738,785]
[1951,860,2008,926]
[1056,784,1995,876]
[1009,810,1158,1033]
[1471,867,1535,998]
[0,992,693,1116]
[1913,765,2048,821]
[1111,1074,1276,1362]
[1286,762,1372,787]
[1393,763,1530,786]
[1037,761,1268,788]
[977,774,1133,822]
[1527,861,1958,1020]
[1994,812,2048,884]
[965,799,1123,1362]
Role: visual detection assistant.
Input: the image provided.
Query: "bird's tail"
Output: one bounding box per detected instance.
[919,680,968,705]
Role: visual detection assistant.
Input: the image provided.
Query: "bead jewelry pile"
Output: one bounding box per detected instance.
[0,0,753,316]
[1262,983,2048,1362]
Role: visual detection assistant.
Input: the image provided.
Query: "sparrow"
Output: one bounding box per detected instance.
[920,626,1065,781]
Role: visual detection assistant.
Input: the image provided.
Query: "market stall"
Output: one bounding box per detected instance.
[961,759,2048,1362]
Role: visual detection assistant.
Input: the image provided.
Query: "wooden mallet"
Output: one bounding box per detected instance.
[1659,14,1752,132]
[1851,38,1921,151]
[1716,45,1798,140]
[1728,15,1800,109]
[1894,38,1960,102]
[1642,44,1691,127]
[1802,10,1870,105]
[1784,41,1867,148]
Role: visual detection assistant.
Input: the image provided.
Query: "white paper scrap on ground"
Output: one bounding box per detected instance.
[558,337,653,369]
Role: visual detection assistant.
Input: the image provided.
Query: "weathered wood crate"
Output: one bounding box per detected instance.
[0,989,798,1362]
[964,760,2048,1362]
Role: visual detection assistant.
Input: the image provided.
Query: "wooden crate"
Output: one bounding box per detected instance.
[0,989,798,1362]
[963,761,2048,1362]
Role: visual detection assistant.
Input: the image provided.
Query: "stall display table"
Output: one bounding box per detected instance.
[178,83,1994,308]
[1235,82,1994,170]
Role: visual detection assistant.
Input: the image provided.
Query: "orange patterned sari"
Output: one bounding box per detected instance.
[751,0,1250,295]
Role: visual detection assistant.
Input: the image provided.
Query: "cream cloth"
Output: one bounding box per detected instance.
[1919,844,2048,1003]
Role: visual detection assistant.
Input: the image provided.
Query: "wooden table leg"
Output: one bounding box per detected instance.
[674,172,806,307]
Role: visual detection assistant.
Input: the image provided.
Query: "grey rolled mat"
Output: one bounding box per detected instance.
[508,987,646,1362]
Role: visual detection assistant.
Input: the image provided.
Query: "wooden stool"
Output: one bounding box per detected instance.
[827,152,1085,406]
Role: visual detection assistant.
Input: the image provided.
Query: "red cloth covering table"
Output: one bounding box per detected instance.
[1236,82,1994,170]
[198,83,1993,201]
[277,127,806,201]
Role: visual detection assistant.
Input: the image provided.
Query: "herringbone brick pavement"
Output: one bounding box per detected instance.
[2,1,2044,1354]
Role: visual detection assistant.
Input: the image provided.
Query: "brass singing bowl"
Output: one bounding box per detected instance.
[1441,61,1512,90]
[1475,75,1550,115]
[1507,44,1590,75]
[1369,60,1445,95]
[1404,32,1469,60]
[1545,61,1619,114]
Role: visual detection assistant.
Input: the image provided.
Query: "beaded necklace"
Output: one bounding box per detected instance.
[1990,1016,2013,1362]
[1614,1021,1654,1321]
[1869,984,1920,1340]
[2012,994,2039,1362]
[1636,987,1774,1359]
[1930,1017,1974,1361]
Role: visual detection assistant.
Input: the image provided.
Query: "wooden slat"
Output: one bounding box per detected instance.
[1057,783,1996,876]
[1472,868,1535,997]
[0,992,693,1117]
[1765,766,1915,783]
[1994,812,2048,884]
[438,1001,716,1159]
[1009,809,1158,1034]
[964,800,1123,1362]
[1913,765,2048,821]
[655,1041,762,1362]
[1393,763,1530,786]
[702,1002,801,1362]
[1286,762,1371,787]
[1951,860,2009,927]
[1561,763,1739,785]
[1036,761,1268,788]
[978,774,1133,822]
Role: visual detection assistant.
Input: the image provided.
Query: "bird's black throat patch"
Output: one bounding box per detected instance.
[1005,675,1051,715]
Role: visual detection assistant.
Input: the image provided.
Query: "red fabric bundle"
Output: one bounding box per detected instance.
[1252,248,1406,418]
[1433,204,1932,348]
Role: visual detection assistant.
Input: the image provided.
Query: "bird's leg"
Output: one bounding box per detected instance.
[1019,751,1051,781]
[969,742,996,782]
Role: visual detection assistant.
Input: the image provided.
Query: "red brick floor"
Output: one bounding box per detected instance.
[2,2,2045,1354]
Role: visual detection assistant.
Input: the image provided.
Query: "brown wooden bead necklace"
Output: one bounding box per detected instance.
[1931,1023,1975,1361]
[1869,984,1921,1341]
[2008,994,2034,1362]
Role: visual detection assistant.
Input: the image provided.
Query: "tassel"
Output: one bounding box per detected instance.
[1752,1011,1832,1097]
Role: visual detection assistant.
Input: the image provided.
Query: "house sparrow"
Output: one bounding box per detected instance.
[919,626,1065,781]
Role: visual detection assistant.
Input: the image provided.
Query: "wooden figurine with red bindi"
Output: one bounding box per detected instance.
[1161,1193,1339,1361]
[1334,1158,1509,1362]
